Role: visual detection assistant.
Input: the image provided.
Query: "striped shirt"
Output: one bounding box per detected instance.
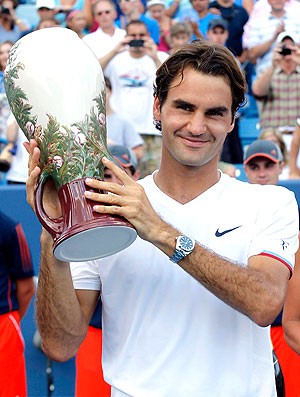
[259,67,300,129]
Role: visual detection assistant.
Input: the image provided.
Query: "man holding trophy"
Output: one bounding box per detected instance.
[24,40,298,396]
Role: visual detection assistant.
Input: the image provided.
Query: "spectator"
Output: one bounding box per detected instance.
[206,17,244,164]
[66,9,87,38]
[35,15,60,28]
[82,0,126,58]
[2,114,28,184]
[244,0,300,79]
[208,0,248,63]
[0,0,29,42]
[169,21,192,53]
[35,0,57,22]
[105,76,144,161]
[147,0,174,53]
[0,210,34,396]
[244,139,300,397]
[177,0,218,39]
[116,0,160,44]
[0,40,12,140]
[252,32,300,161]
[103,20,168,176]
[75,144,139,397]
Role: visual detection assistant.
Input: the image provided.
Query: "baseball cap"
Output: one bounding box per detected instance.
[36,0,55,9]
[208,18,228,31]
[108,144,137,172]
[147,0,165,7]
[277,31,300,44]
[243,140,283,165]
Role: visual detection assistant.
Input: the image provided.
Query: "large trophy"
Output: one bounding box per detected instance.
[4,28,137,261]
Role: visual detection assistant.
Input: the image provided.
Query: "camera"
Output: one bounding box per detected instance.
[0,5,10,14]
[128,39,144,48]
[279,45,292,56]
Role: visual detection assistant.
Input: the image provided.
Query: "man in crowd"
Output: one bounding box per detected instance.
[82,0,126,59]
[102,20,168,176]
[26,41,298,396]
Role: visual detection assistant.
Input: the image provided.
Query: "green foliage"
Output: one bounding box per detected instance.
[4,44,114,189]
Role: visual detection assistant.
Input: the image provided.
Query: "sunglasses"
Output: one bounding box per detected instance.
[96,10,111,15]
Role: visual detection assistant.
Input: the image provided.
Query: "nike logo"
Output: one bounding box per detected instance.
[215,226,242,237]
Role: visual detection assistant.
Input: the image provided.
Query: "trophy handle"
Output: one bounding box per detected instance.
[34,172,64,240]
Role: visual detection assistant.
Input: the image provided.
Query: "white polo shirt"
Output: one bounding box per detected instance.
[71,172,299,397]
[82,27,126,59]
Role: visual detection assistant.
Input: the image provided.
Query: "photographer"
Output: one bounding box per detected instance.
[0,0,29,42]
[252,32,300,172]
[100,20,168,177]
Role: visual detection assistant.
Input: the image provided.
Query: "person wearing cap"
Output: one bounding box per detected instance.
[36,0,56,21]
[252,31,300,161]
[244,0,300,79]
[244,139,300,397]
[206,17,228,46]
[26,41,299,397]
[147,0,175,52]
[244,139,284,185]
[176,0,218,40]
[74,144,138,397]
[209,0,248,62]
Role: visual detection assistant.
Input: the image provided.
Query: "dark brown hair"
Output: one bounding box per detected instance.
[154,40,247,123]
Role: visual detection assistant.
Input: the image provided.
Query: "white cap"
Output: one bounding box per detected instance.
[277,31,300,44]
[36,0,55,9]
[147,0,165,8]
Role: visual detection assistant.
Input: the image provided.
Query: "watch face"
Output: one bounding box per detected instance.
[179,236,194,251]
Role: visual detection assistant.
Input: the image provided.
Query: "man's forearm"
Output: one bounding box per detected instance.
[252,65,274,97]
[36,231,88,361]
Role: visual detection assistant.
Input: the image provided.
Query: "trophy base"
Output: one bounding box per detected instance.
[53,224,137,262]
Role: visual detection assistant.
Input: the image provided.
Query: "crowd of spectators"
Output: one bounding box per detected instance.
[2,0,300,394]
[1,0,300,179]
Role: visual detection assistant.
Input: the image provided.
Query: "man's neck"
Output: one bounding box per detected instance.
[216,0,233,8]
[197,9,209,18]
[100,25,115,35]
[271,8,285,18]
[154,156,221,204]
[281,60,297,75]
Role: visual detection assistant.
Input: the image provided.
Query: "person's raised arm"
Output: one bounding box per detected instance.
[84,158,295,327]
[25,140,99,361]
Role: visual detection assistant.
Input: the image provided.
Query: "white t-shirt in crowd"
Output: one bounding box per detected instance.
[82,27,126,59]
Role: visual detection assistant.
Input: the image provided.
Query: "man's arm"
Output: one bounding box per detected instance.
[283,237,300,354]
[84,158,294,327]
[289,123,300,178]
[25,140,99,362]
[16,277,35,320]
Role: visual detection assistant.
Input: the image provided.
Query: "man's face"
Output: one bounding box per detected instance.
[207,27,228,45]
[126,23,148,56]
[153,67,234,169]
[244,157,283,185]
[37,7,55,20]
[148,4,165,20]
[268,0,286,12]
[0,42,12,69]
[94,1,116,29]
[190,0,209,13]
[118,0,137,16]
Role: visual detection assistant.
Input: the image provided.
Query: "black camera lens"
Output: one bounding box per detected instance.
[128,39,144,47]
[280,45,292,56]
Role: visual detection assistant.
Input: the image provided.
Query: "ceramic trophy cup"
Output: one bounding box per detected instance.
[4,28,137,261]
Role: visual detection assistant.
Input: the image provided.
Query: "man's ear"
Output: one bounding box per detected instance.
[153,96,161,121]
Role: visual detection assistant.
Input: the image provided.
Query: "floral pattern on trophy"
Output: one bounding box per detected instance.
[4,42,115,190]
